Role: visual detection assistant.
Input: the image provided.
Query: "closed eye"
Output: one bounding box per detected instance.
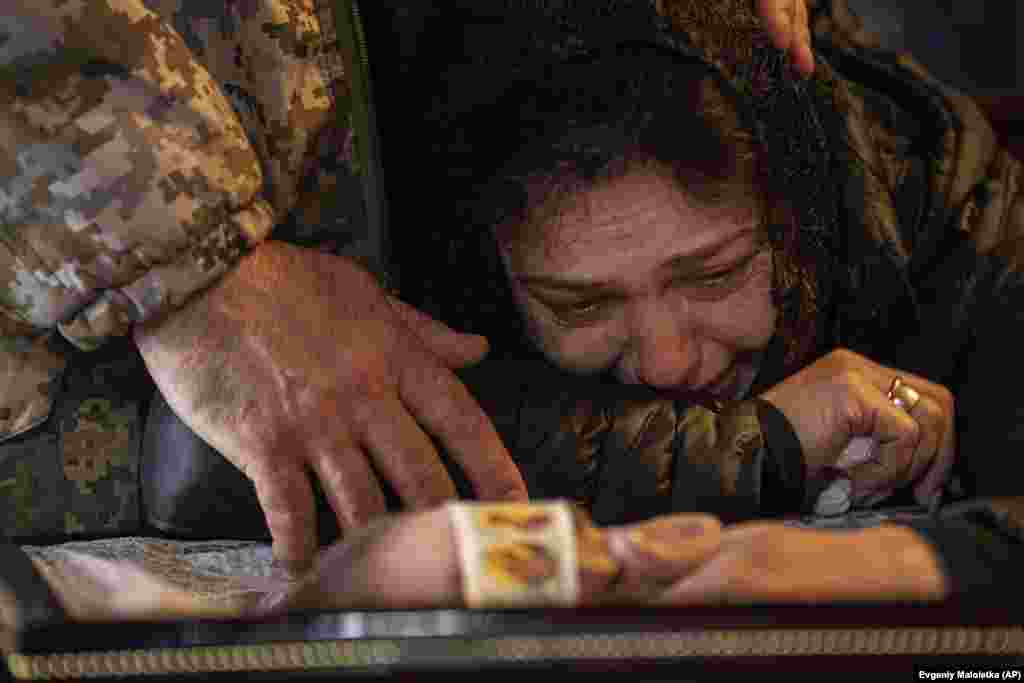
[671,247,766,297]
[547,298,615,326]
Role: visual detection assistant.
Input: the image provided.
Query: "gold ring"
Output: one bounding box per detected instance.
[887,376,921,413]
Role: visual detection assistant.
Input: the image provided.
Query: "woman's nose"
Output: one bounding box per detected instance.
[631,302,700,390]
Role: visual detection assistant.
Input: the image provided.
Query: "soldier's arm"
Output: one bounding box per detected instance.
[0,0,342,444]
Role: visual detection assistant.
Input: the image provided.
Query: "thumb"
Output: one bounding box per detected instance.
[388,295,490,368]
[845,400,919,497]
[759,0,797,52]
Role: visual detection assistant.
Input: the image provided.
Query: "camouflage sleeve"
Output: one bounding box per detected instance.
[0,1,351,443]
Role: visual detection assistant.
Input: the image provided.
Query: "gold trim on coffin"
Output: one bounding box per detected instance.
[8,627,1024,678]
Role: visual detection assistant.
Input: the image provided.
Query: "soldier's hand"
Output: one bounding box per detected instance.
[135,241,527,573]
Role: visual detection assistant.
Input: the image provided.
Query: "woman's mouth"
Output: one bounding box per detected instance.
[656,365,737,404]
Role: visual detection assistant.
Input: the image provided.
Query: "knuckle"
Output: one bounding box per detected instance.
[828,348,859,366]
[254,470,309,506]
[441,403,490,442]
[401,358,449,398]
[906,418,924,450]
[417,395,457,428]
[239,451,277,484]
[492,477,529,501]
[345,391,397,433]
[934,385,955,415]
[339,362,387,402]
[264,498,316,530]
[472,466,527,502]
[838,391,867,427]
[409,373,486,438]
[403,468,455,506]
[916,396,942,424]
[347,396,381,429]
[915,398,949,445]
[316,461,351,494]
[236,416,288,453]
[836,368,865,392]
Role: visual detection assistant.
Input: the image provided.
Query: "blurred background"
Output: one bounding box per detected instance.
[363,0,1023,179]
[832,0,1022,152]
[848,0,1019,97]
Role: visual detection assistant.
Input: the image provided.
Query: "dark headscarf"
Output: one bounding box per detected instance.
[395,0,910,377]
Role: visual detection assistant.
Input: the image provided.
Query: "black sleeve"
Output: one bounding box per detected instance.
[754,399,808,515]
[907,504,1024,607]
[895,236,1024,602]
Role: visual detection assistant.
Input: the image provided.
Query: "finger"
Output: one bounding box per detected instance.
[913,393,957,505]
[852,397,943,498]
[270,510,460,613]
[654,553,738,606]
[855,359,950,420]
[653,522,780,606]
[795,0,816,76]
[315,510,459,610]
[606,514,722,597]
[885,375,956,499]
[308,440,389,532]
[859,367,954,479]
[846,371,948,499]
[846,399,923,498]
[388,295,490,368]
[902,394,946,484]
[399,360,529,502]
[249,461,319,574]
[355,395,459,509]
[758,0,796,52]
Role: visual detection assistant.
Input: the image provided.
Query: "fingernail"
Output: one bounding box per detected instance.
[627,520,705,561]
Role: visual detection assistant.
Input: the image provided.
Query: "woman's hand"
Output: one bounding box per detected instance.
[758,0,815,76]
[656,521,949,605]
[759,349,956,507]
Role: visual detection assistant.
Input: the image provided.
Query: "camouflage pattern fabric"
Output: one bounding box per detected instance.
[0,0,373,541]
[0,338,151,539]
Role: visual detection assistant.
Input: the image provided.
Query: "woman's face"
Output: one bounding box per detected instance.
[497,168,777,399]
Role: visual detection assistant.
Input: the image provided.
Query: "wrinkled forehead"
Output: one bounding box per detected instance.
[505,167,761,269]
